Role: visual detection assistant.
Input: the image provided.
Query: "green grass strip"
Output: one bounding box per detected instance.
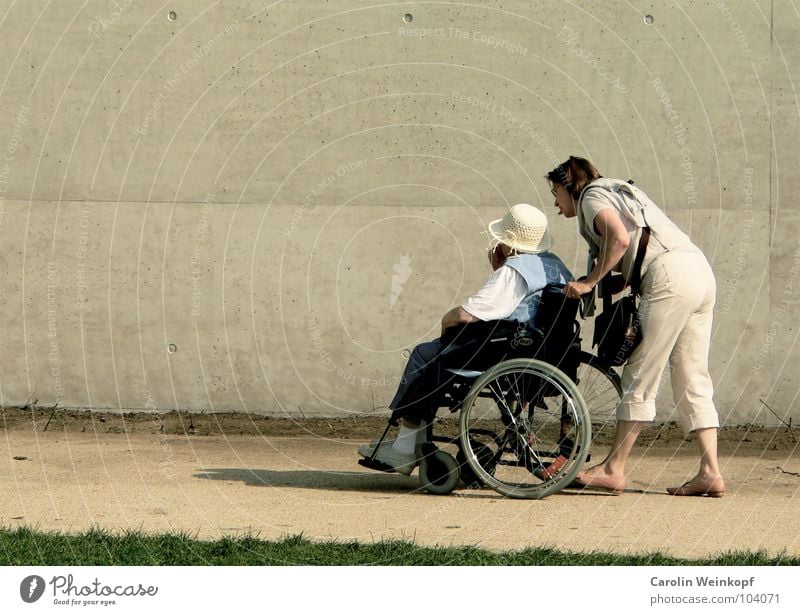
[1,527,796,566]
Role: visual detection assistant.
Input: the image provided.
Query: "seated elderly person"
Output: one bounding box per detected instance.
[358,204,573,474]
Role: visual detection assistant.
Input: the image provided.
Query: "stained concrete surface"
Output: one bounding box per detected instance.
[2,430,798,559]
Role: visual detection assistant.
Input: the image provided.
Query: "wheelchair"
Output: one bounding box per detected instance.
[358,284,622,499]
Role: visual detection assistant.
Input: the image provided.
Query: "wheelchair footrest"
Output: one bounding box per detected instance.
[358,457,401,473]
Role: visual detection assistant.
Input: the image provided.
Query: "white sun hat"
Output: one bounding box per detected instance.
[487,203,553,254]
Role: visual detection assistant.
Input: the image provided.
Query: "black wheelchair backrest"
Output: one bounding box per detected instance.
[533,284,580,361]
[437,284,580,374]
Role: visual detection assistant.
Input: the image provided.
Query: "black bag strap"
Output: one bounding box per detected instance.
[630,227,651,294]
[600,226,650,303]
[600,270,613,305]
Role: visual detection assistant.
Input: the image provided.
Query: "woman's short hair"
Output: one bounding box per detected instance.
[546,156,602,199]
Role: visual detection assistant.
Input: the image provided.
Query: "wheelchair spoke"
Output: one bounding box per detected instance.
[576,352,622,422]
[488,380,517,425]
[500,373,548,472]
[460,358,591,499]
[504,372,526,411]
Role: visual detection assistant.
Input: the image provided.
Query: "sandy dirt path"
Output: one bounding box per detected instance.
[1,430,799,560]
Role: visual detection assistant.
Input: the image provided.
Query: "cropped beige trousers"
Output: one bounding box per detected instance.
[618,249,719,432]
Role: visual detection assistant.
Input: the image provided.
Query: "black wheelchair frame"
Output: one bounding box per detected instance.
[358,284,622,499]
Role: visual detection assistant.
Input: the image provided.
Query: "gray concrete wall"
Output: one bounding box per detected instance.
[0,1,796,425]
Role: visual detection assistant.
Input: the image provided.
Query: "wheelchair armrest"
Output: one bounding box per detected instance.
[444,368,484,378]
[441,319,520,346]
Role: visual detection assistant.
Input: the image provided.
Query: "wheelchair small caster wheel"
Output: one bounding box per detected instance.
[419,449,460,495]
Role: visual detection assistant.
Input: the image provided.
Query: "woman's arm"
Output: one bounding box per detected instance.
[587,208,631,285]
[564,208,630,297]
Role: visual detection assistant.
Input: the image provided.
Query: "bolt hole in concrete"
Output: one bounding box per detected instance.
[403,13,413,23]
[168,10,177,21]
[168,343,178,354]
[644,14,654,24]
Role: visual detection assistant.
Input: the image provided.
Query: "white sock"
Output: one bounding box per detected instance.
[392,423,425,454]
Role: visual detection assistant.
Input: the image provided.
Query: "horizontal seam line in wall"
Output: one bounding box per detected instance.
[0,199,480,207]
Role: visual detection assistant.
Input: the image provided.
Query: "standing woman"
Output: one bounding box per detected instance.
[546,156,725,497]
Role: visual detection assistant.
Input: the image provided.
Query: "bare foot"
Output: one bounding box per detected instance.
[572,464,626,494]
[667,475,726,498]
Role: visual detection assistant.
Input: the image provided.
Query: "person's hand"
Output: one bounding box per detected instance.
[488,245,506,271]
[563,279,595,299]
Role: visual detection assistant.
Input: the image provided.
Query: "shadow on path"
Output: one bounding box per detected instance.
[196,467,426,494]
[195,467,649,499]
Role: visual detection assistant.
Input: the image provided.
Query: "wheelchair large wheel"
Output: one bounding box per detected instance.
[576,352,622,423]
[459,358,591,499]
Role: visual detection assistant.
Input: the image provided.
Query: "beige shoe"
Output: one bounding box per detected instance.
[358,442,417,475]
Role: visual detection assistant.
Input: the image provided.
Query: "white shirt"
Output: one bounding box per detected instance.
[461,265,528,321]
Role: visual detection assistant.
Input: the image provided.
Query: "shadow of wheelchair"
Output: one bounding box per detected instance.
[194,468,628,499]
[195,467,426,494]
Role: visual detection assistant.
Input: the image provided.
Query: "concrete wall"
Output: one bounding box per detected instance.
[0,1,796,425]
